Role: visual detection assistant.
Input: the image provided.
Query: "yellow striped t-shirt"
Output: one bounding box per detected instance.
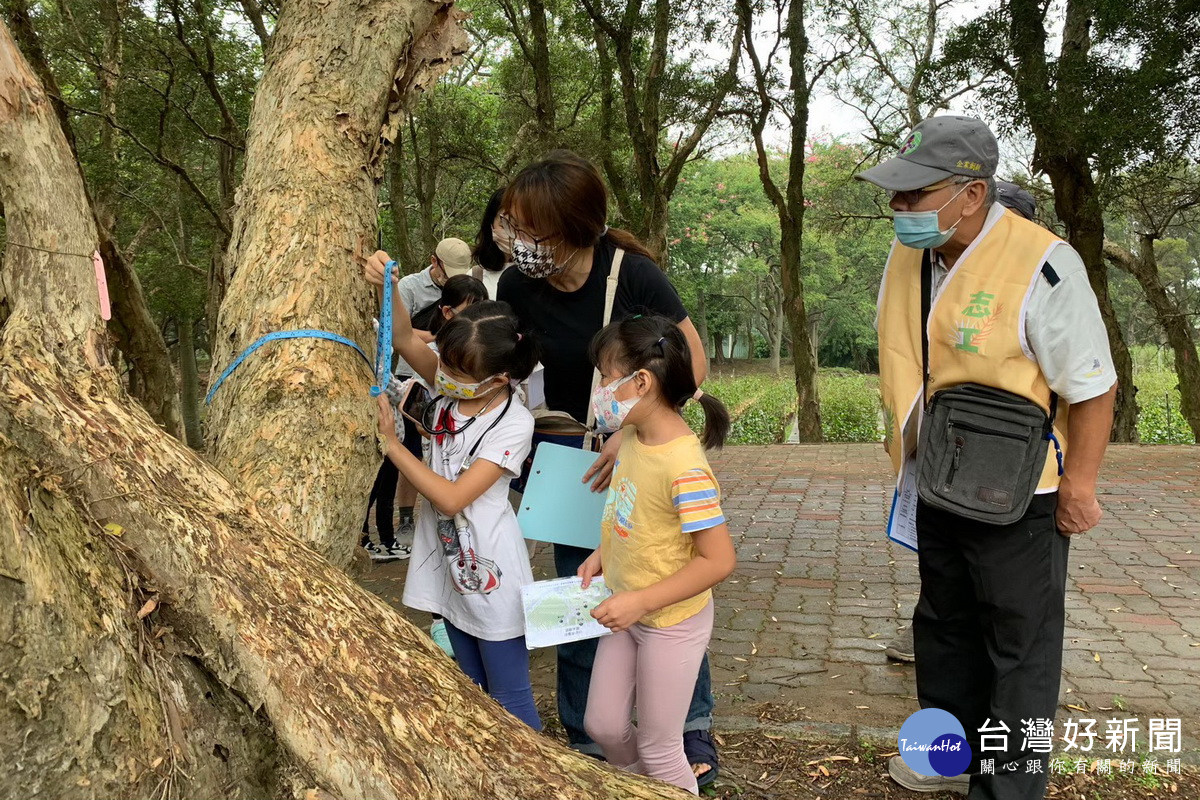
[600,431,726,628]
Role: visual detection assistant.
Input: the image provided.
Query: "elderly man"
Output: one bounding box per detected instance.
[858,116,1117,800]
[883,176,1041,664]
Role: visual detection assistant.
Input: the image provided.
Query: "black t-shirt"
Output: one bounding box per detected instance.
[497,236,688,422]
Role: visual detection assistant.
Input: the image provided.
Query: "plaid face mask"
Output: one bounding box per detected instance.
[510,238,568,279]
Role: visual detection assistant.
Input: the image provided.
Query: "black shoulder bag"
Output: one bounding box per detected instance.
[914,249,1063,525]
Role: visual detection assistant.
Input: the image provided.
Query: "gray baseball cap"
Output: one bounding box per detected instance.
[996,180,1037,220]
[856,116,999,192]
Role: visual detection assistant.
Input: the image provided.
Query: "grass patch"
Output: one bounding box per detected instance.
[694,352,1197,445]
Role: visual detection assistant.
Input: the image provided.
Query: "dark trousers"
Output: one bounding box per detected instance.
[363,407,423,546]
[363,458,400,546]
[913,493,1069,800]
[443,620,542,731]
[516,431,715,753]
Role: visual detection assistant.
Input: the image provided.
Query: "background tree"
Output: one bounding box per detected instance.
[733,0,833,440]
[829,0,984,150]
[944,0,1200,440]
[1104,162,1200,442]
[582,0,743,260]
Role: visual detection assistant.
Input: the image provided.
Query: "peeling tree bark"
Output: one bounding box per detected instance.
[4,0,185,440]
[2,14,692,800]
[207,0,468,565]
[1,22,281,798]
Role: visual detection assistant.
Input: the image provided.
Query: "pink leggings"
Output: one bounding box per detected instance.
[583,600,714,795]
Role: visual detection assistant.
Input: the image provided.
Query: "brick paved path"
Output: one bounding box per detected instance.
[707,444,1200,731]
[363,444,1200,738]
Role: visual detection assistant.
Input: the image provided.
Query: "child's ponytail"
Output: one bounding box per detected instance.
[692,390,731,450]
[588,314,731,450]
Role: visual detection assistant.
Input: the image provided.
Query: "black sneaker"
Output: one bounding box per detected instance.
[364,541,406,562]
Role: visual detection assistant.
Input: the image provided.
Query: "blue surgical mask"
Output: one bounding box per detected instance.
[893,182,970,249]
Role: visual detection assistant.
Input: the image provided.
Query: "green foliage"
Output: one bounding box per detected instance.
[684,369,884,445]
[818,370,884,443]
[682,374,791,445]
[803,140,894,371]
[1132,347,1193,444]
[688,355,1195,446]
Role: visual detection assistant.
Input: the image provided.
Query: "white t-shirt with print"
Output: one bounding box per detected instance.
[401,394,535,641]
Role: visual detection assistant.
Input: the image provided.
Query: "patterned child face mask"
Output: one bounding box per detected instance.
[435,366,504,400]
[590,372,642,433]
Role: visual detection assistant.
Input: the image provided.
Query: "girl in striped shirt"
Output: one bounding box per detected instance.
[577,315,737,794]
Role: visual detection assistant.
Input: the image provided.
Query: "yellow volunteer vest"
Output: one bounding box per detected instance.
[877,208,1068,492]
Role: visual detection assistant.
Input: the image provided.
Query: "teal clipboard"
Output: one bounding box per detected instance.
[517,443,606,549]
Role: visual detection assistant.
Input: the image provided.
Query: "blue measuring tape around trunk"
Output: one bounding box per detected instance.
[204,260,397,404]
[371,261,396,397]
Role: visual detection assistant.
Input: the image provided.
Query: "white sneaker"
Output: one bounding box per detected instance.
[888,756,969,795]
[382,542,411,561]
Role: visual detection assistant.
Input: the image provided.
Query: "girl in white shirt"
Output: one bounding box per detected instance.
[371,265,542,729]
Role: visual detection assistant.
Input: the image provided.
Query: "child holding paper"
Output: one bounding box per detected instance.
[577,315,737,794]
[366,251,542,730]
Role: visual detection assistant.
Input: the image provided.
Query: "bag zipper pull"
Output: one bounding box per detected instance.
[946,435,965,489]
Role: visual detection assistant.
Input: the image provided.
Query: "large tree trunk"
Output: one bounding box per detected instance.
[3,0,185,440]
[1,24,281,797]
[207,0,468,565]
[1009,0,1139,441]
[2,15,691,800]
[1105,237,1200,442]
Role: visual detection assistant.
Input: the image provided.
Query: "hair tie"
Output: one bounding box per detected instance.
[655,336,666,352]
[517,333,523,341]
[693,389,704,402]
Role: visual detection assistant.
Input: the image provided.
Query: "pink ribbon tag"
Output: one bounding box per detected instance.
[93,250,111,321]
